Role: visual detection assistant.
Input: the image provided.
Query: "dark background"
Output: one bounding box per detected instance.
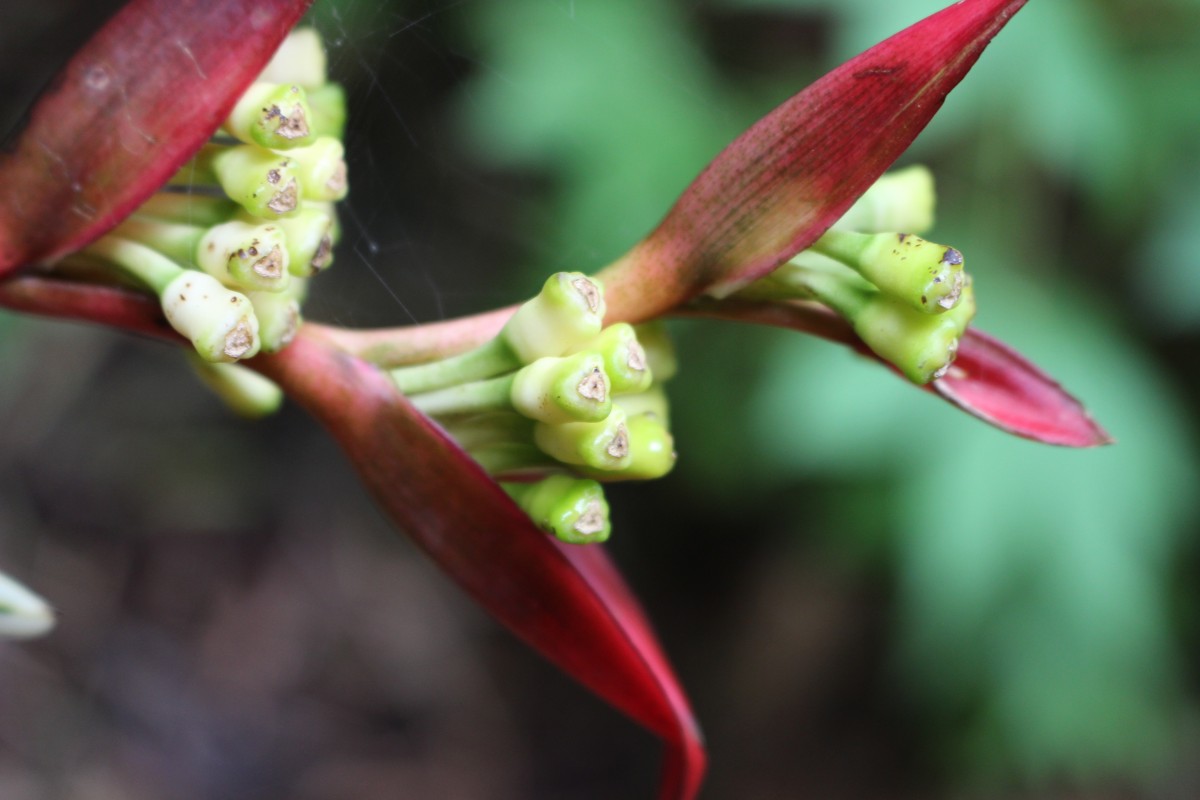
[3,0,1200,797]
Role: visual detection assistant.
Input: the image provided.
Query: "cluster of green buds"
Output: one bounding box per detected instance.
[740,166,976,384]
[390,273,678,545]
[62,29,346,406]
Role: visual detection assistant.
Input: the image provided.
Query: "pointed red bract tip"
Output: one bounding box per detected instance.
[0,0,314,276]
[599,0,1029,324]
[254,329,706,799]
[681,297,1111,449]
[934,328,1114,448]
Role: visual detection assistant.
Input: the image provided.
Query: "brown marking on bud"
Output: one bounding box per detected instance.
[941,247,963,267]
[252,245,285,279]
[571,277,601,313]
[577,367,608,403]
[266,169,281,185]
[224,317,256,359]
[311,234,334,271]
[606,423,629,459]
[267,179,298,214]
[326,161,348,196]
[574,501,607,537]
[626,341,647,372]
[263,100,310,141]
[937,271,965,310]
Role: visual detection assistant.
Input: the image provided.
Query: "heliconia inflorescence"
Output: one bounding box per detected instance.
[69,28,345,367]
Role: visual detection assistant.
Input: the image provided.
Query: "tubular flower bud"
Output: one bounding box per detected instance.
[568,323,652,395]
[197,220,291,292]
[534,408,632,472]
[502,272,607,364]
[225,82,314,150]
[833,165,936,235]
[288,137,348,202]
[505,476,612,545]
[814,229,965,314]
[510,353,613,424]
[211,145,302,218]
[162,271,261,363]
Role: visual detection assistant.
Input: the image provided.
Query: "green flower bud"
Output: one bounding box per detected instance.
[271,206,336,276]
[162,271,261,362]
[0,571,54,639]
[307,83,347,140]
[852,278,975,385]
[833,165,935,235]
[287,137,348,203]
[632,321,677,383]
[613,385,671,425]
[534,408,631,472]
[211,145,302,218]
[197,220,291,292]
[511,353,612,424]
[225,82,314,150]
[505,476,612,544]
[591,411,676,481]
[502,272,607,364]
[568,323,651,395]
[189,357,284,418]
[258,28,328,89]
[814,229,965,314]
[246,279,306,353]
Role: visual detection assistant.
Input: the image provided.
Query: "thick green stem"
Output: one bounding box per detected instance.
[390,336,521,394]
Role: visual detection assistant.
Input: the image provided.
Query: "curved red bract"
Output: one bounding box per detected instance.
[600,0,1029,325]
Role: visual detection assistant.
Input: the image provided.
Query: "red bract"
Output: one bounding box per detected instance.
[0,1,1087,798]
[0,0,314,275]
[599,0,1029,323]
[684,297,1112,448]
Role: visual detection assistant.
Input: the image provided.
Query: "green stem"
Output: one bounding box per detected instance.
[81,236,184,293]
[390,336,521,394]
[113,216,205,265]
[406,373,516,418]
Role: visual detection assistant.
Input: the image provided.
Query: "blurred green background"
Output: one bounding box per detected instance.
[3,0,1200,797]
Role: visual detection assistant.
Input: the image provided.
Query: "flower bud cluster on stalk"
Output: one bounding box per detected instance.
[390,273,679,545]
[739,166,977,384]
[59,29,345,412]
